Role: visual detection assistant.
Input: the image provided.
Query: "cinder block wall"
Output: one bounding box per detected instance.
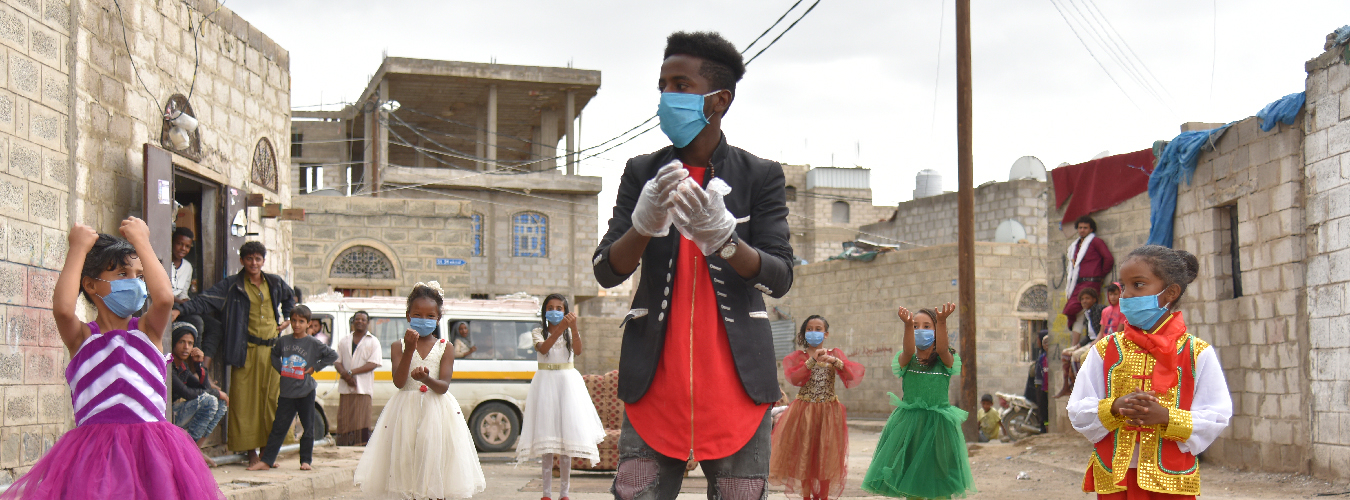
[1304,47,1350,481]
[290,196,471,298]
[1173,114,1308,472]
[0,0,293,480]
[786,242,1043,418]
[862,179,1048,249]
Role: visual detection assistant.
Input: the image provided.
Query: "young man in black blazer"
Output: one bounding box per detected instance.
[593,31,794,500]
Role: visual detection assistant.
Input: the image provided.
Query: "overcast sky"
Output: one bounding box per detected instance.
[229,0,1347,233]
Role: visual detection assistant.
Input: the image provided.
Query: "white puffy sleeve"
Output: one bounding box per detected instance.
[1171,347,1233,454]
[1066,348,1126,443]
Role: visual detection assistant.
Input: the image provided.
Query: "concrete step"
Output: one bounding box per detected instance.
[214,444,364,500]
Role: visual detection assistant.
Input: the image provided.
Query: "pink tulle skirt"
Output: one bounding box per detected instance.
[0,420,222,500]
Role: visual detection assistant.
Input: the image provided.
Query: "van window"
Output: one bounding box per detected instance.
[310,314,334,346]
[368,316,413,359]
[455,320,538,361]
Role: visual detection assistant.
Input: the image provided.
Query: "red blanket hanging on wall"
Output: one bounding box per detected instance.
[1051,148,1155,225]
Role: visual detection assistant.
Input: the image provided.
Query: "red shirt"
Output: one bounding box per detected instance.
[1076,236,1115,278]
[624,165,770,461]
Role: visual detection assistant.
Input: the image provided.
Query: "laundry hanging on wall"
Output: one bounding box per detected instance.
[1145,125,1231,248]
[1051,148,1155,225]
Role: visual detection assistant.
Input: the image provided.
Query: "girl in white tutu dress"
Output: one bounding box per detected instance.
[354,282,485,499]
[516,293,606,500]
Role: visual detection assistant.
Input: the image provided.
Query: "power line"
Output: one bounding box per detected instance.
[111,0,163,113]
[1067,0,1169,111]
[1047,0,1141,110]
[742,0,804,55]
[1083,0,1174,103]
[929,0,946,131]
[745,0,822,65]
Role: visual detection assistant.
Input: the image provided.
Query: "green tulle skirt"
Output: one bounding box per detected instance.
[861,394,977,499]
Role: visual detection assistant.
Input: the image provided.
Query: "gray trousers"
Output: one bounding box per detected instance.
[611,409,771,500]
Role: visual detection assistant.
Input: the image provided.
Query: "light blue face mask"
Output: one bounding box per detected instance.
[804,330,825,347]
[409,318,437,337]
[1119,291,1172,330]
[914,329,936,350]
[96,277,147,319]
[545,310,565,325]
[657,90,724,148]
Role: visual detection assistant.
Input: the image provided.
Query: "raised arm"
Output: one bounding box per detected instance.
[568,314,583,357]
[934,302,956,368]
[391,329,417,390]
[121,218,174,348]
[54,224,98,354]
[898,306,915,366]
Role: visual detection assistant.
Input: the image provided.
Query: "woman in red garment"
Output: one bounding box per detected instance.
[768,316,863,500]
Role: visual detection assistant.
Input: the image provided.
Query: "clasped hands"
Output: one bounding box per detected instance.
[1111,390,1171,427]
[810,347,838,366]
[631,160,737,256]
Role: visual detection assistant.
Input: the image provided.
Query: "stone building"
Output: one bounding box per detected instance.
[784,241,1048,417]
[861,177,1048,248]
[289,58,603,303]
[779,164,894,263]
[1039,39,1350,482]
[0,0,292,479]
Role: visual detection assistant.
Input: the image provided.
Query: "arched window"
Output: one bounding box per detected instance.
[471,213,485,257]
[784,185,797,202]
[512,212,548,257]
[1017,284,1049,313]
[330,245,395,279]
[831,201,850,224]
[251,137,278,192]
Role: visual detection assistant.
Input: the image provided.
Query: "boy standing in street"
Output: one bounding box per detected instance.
[248,305,337,471]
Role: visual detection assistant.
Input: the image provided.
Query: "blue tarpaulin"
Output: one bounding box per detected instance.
[1256,92,1305,132]
[1335,25,1350,47]
[1146,125,1231,248]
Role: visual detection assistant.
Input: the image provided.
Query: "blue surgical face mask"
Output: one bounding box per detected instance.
[804,330,825,347]
[914,329,936,350]
[409,318,437,337]
[96,278,147,319]
[545,310,565,325]
[1119,291,1172,330]
[657,90,724,148]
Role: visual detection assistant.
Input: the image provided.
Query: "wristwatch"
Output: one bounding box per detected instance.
[718,234,738,260]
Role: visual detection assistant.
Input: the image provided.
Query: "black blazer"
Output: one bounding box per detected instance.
[593,135,794,405]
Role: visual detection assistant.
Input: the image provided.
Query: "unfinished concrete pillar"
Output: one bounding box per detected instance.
[565,90,576,175]
[375,79,389,196]
[487,84,499,171]
[476,115,486,171]
[540,108,560,171]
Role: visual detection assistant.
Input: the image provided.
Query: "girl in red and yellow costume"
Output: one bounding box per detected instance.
[1067,245,1233,499]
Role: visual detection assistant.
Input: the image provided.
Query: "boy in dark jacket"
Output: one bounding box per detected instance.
[249,305,337,471]
[171,322,229,445]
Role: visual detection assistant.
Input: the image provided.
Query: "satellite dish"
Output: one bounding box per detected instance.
[994,219,1027,243]
[1091,150,1111,160]
[1009,156,1047,181]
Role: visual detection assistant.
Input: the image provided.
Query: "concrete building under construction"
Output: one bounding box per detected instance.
[288,57,603,302]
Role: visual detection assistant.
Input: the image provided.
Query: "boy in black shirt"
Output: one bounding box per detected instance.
[249,305,338,470]
[171,322,229,445]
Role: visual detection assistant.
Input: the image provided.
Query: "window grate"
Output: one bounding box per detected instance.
[330,245,395,279]
[512,212,548,258]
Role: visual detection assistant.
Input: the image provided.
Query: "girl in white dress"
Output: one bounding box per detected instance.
[516,293,606,500]
[354,282,485,499]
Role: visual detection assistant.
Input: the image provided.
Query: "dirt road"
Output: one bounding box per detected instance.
[316,427,1350,500]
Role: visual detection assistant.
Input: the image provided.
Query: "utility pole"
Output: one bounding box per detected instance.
[956,0,979,441]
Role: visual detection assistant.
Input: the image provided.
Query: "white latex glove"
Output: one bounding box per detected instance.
[631,160,688,237]
[670,177,737,256]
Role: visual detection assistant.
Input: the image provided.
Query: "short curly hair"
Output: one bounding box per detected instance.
[664,31,746,97]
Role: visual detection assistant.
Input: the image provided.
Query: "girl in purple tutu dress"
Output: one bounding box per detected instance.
[1,218,223,499]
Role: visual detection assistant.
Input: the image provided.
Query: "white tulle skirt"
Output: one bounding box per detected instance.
[515,368,607,463]
[354,389,486,499]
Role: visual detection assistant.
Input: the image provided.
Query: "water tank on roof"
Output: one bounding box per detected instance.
[914,169,943,199]
[1009,156,1047,181]
[1091,150,1111,160]
[994,219,1028,243]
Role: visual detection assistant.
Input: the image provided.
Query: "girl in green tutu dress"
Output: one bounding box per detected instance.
[862,303,976,499]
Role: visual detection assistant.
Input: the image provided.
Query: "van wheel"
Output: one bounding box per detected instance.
[469,402,519,452]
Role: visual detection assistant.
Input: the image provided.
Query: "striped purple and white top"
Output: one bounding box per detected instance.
[66,318,172,426]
